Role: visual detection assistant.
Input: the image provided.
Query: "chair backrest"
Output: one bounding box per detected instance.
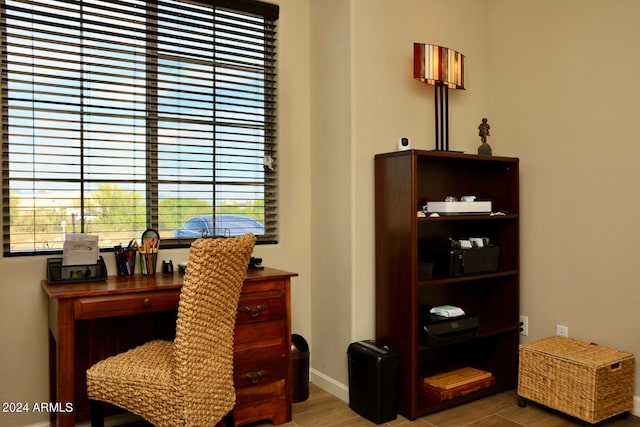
[173,233,256,425]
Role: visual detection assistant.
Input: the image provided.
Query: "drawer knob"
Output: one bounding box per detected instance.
[239,304,266,317]
[241,370,266,384]
[143,298,151,308]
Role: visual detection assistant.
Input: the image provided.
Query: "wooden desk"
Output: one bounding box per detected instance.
[42,267,297,427]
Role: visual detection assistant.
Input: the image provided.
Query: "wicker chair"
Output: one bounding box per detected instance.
[86,233,256,427]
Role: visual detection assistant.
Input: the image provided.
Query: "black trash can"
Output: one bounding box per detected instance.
[291,334,310,402]
[347,340,398,424]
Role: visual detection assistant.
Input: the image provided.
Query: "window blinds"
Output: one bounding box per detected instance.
[2,0,278,255]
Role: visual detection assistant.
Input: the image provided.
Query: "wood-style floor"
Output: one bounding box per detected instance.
[109,382,639,427]
[246,383,640,427]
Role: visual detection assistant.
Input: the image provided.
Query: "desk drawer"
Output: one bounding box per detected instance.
[234,338,287,391]
[237,290,285,325]
[242,278,285,293]
[235,379,287,422]
[235,319,286,345]
[74,291,180,320]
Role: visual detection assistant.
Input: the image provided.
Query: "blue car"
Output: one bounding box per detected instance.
[173,214,265,238]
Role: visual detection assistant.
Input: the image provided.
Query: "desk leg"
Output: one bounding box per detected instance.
[284,279,293,423]
[55,300,75,427]
[48,330,57,425]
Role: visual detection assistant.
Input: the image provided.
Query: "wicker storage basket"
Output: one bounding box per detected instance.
[518,336,634,424]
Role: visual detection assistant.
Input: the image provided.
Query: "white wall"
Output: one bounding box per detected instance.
[489,0,640,404]
[308,0,354,394]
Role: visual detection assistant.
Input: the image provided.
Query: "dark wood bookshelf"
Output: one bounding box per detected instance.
[374,150,519,420]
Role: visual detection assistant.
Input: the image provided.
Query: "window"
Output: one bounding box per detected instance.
[1,0,279,256]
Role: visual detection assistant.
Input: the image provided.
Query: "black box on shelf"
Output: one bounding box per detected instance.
[47,256,108,284]
[347,340,398,424]
[432,246,499,277]
[420,314,480,347]
[450,246,499,276]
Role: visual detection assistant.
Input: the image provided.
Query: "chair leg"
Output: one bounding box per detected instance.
[224,409,235,427]
[89,399,105,427]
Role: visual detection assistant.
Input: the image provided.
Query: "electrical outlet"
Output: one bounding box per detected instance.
[519,315,528,336]
[556,324,569,337]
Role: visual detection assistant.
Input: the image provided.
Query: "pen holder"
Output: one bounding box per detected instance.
[140,252,158,276]
[115,249,137,276]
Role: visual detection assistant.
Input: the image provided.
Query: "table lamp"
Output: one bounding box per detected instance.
[413,43,465,151]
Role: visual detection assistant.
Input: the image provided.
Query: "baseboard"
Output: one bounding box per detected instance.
[634,395,640,417]
[309,367,349,403]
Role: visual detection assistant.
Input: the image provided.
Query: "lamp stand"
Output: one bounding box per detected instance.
[434,82,449,151]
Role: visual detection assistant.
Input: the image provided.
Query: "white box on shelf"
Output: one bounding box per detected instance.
[424,201,492,215]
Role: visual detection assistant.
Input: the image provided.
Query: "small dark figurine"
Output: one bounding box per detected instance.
[477,118,492,155]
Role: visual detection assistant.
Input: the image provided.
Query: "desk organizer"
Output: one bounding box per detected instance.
[47,256,108,284]
[114,248,136,276]
[518,336,634,424]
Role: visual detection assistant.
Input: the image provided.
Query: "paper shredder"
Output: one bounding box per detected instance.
[347,340,398,424]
